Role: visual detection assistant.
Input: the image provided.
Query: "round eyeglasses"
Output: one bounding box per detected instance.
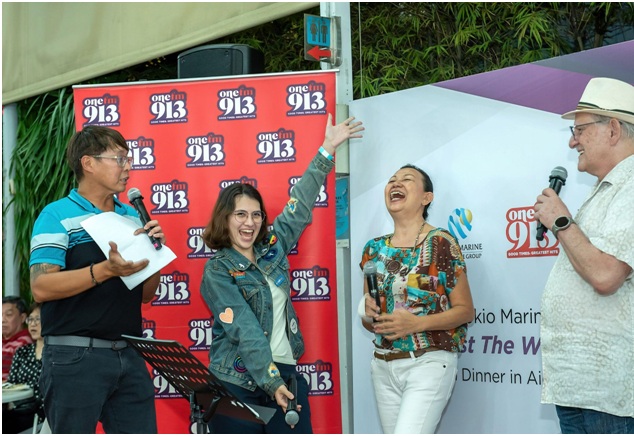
[26,317,41,325]
[92,155,134,168]
[233,210,265,224]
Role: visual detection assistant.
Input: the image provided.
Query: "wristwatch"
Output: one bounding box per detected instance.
[551,216,575,239]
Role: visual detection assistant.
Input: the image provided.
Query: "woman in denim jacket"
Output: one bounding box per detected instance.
[200,114,363,433]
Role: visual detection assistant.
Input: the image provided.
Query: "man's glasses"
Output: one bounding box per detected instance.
[233,210,265,224]
[26,317,41,325]
[569,121,605,141]
[92,155,133,168]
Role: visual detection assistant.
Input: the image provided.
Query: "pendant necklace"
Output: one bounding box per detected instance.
[403,220,427,279]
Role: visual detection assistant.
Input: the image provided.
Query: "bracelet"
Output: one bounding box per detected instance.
[90,263,102,286]
[319,146,334,161]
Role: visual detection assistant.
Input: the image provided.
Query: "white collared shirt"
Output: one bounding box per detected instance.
[541,155,634,417]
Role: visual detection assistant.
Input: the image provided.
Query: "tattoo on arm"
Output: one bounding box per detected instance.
[30,263,59,285]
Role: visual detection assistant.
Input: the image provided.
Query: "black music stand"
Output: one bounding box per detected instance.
[122,335,275,434]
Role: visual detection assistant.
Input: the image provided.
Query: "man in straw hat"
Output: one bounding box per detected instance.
[534,77,634,433]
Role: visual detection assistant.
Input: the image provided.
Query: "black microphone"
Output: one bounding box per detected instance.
[127,188,162,250]
[536,166,568,241]
[363,260,381,313]
[285,374,299,426]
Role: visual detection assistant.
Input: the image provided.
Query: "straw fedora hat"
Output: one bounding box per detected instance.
[562,77,634,125]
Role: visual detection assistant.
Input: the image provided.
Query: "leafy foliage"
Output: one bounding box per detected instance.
[5,3,633,303]
[8,88,77,301]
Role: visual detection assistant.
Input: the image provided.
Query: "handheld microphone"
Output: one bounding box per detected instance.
[363,260,381,313]
[127,188,162,250]
[285,374,299,426]
[536,166,568,241]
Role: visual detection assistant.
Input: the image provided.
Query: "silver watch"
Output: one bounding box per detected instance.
[551,216,575,239]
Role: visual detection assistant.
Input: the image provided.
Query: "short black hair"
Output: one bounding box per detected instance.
[2,296,28,314]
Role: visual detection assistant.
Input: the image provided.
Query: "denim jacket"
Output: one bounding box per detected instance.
[200,152,334,397]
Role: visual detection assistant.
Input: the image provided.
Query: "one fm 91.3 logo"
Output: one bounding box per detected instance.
[152,369,180,399]
[291,266,330,301]
[189,318,212,351]
[149,90,188,124]
[217,86,256,120]
[288,176,328,207]
[256,129,296,164]
[126,137,156,169]
[149,181,189,214]
[142,318,156,339]
[297,361,334,396]
[186,227,216,259]
[152,271,190,306]
[286,81,327,116]
[82,94,120,127]
[506,206,559,258]
[185,133,225,168]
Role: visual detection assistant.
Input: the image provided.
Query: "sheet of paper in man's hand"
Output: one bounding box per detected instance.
[81,212,177,290]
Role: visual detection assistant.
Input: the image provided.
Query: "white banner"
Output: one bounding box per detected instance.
[348,84,596,433]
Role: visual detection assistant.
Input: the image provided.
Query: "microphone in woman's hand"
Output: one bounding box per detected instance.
[363,261,381,313]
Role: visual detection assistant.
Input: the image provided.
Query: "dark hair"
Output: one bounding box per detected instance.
[202,184,269,250]
[28,302,42,315]
[2,296,28,315]
[66,126,129,181]
[400,164,434,220]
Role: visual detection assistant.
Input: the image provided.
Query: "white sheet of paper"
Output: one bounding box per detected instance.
[81,212,177,290]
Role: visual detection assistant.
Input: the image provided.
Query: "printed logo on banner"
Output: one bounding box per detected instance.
[152,271,191,306]
[149,89,188,124]
[148,180,189,214]
[142,318,157,339]
[297,360,334,396]
[447,208,484,260]
[289,176,328,207]
[186,227,216,259]
[185,132,225,167]
[291,266,330,301]
[220,176,258,190]
[188,318,212,351]
[153,368,181,399]
[81,94,120,127]
[506,206,559,258]
[126,136,156,170]
[256,128,297,164]
[286,80,328,116]
[217,85,257,120]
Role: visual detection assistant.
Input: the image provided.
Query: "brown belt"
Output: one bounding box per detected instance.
[373,347,440,362]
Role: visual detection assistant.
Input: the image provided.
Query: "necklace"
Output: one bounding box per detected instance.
[385,220,427,280]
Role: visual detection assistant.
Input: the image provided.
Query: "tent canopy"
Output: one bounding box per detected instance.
[2,2,317,104]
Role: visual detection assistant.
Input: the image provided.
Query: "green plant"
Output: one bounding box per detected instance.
[8,87,76,303]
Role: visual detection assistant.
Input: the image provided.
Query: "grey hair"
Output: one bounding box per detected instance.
[593,114,634,139]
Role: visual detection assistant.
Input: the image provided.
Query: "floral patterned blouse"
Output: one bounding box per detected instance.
[360,227,468,352]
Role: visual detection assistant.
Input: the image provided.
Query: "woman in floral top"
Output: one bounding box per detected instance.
[359,164,474,433]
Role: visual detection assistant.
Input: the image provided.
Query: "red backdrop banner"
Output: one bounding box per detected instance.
[73,71,341,434]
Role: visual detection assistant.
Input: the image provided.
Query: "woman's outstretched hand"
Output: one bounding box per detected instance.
[322,114,364,156]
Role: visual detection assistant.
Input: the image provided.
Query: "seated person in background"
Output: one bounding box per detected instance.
[3,303,44,434]
[2,296,33,382]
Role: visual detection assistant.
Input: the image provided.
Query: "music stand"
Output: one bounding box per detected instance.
[122,335,275,434]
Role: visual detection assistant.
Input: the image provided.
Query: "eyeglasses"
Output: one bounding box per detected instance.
[233,210,265,224]
[26,317,41,325]
[92,155,133,168]
[569,121,605,141]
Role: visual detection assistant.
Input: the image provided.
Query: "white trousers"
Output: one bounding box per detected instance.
[370,350,458,434]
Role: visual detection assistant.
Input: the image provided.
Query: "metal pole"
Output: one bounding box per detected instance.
[2,103,20,297]
[321,2,354,433]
